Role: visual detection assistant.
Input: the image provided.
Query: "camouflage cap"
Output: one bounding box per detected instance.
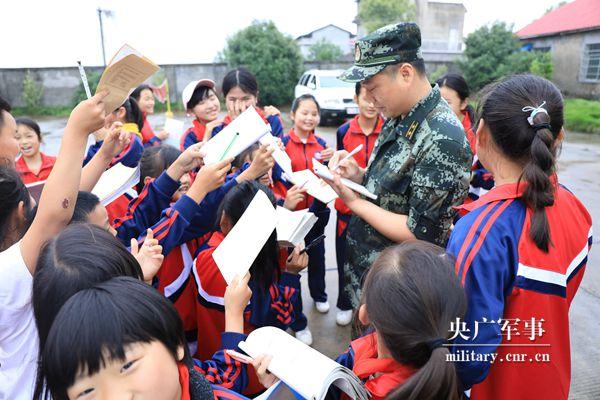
[339,22,423,82]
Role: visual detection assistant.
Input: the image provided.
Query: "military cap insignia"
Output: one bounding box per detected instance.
[355,43,362,63]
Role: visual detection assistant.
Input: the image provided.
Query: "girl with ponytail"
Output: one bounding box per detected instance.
[447,74,592,399]
[253,241,467,400]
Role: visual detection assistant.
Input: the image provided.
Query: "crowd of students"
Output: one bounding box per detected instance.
[0,42,592,400]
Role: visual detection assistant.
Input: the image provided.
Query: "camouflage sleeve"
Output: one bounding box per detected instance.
[407,138,471,246]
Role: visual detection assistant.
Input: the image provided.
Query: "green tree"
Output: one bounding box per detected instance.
[497,51,553,80]
[308,39,344,62]
[22,70,43,113]
[222,20,303,106]
[530,52,553,80]
[72,71,101,107]
[358,0,416,33]
[459,22,520,91]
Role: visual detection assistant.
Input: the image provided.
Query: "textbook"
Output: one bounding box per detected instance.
[212,190,277,285]
[238,327,369,400]
[275,206,317,247]
[25,180,45,202]
[162,118,185,148]
[91,163,141,206]
[312,159,377,200]
[284,169,338,204]
[96,44,160,114]
[259,133,293,177]
[202,106,272,165]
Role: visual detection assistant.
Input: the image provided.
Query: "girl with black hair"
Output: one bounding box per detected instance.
[132,83,170,147]
[437,73,495,204]
[254,241,467,400]
[38,276,252,400]
[14,118,57,184]
[192,180,308,395]
[0,92,108,399]
[281,94,333,336]
[180,79,223,150]
[211,67,283,138]
[447,74,592,399]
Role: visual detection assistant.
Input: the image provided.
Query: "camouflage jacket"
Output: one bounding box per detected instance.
[344,85,472,306]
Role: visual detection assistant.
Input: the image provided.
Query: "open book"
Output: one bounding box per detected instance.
[212,190,277,285]
[284,169,338,204]
[259,132,293,177]
[162,117,185,148]
[202,106,272,165]
[91,163,140,206]
[239,327,369,400]
[96,44,160,114]
[276,206,317,247]
[312,159,377,200]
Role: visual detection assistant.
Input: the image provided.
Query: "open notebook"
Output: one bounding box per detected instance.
[202,106,272,165]
[212,190,277,285]
[91,163,140,206]
[96,44,160,114]
[312,159,377,200]
[284,169,338,204]
[239,327,369,400]
[259,133,293,177]
[276,206,317,247]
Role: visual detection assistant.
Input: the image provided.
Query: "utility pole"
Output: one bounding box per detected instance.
[97,8,113,67]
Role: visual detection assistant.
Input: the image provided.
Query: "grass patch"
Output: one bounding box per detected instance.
[11,106,72,118]
[564,98,600,134]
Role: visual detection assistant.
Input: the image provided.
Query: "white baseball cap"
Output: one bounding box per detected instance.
[182,79,216,110]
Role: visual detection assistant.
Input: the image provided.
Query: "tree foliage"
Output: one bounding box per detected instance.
[222,20,303,106]
[358,0,416,34]
[22,70,43,112]
[308,39,344,62]
[459,22,554,91]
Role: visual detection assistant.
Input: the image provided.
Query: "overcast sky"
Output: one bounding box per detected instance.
[0,0,566,68]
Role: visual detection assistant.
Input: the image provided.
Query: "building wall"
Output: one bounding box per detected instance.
[416,0,465,52]
[0,61,363,108]
[297,25,355,58]
[523,30,600,99]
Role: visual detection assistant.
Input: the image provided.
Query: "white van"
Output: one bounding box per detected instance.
[294,69,358,125]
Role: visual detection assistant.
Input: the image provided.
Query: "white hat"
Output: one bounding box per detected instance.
[182,79,216,110]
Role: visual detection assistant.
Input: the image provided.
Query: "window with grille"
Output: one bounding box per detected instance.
[581,43,600,82]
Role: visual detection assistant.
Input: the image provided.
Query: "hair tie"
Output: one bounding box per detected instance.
[522,101,548,126]
[426,338,448,352]
[532,122,552,132]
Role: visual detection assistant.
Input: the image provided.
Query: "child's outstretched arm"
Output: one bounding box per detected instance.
[21,91,109,272]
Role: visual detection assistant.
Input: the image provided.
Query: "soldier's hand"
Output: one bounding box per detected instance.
[324,173,360,206]
[329,150,363,183]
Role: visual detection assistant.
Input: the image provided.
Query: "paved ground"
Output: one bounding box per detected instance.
[38,114,600,399]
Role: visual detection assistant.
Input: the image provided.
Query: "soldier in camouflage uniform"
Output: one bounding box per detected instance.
[328,22,473,309]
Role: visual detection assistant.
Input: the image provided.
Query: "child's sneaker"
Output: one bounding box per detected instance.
[315,301,330,313]
[295,328,313,346]
[336,309,353,326]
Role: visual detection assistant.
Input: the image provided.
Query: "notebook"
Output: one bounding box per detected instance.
[201,106,272,165]
[91,163,141,206]
[312,159,377,200]
[275,206,318,247]
[162,117,185,148]
[259,133,293,177]
[96,44,160,114]
[238,327,369,400]
[212,190,277,285]
[284,169,338,204]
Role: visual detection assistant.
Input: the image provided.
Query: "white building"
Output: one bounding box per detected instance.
[296,24,356,58]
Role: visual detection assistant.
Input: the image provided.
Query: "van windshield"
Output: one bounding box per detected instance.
[319,76,355,88]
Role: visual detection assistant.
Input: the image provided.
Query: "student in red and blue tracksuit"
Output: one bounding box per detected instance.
[84,97,145,222]
[180,79,223,150]
[131,84,168,147]
[282,94,334,315]
[192,181,306,396]
[210,68,283,140]
[447,75,592,400]
[333,82,383,322]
